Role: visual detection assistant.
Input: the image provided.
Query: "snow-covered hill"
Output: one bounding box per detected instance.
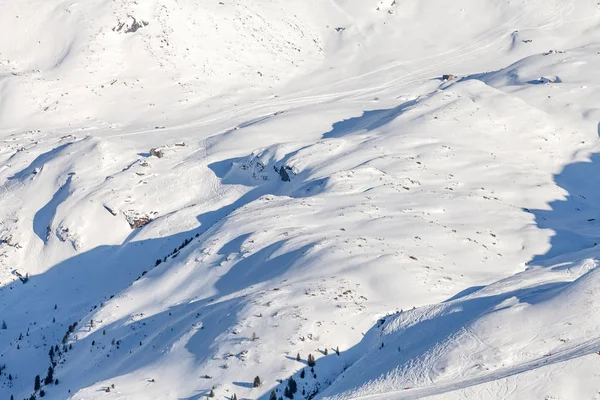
[2,0,600,399]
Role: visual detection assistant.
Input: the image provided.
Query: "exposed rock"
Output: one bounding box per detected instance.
[276,165,294,182]
[113,16,149,34]
[104,205,118,216]
[235,148,299,183]
[150,148,164,158]
[537,76,561,84]
[442,74,455,81]
[56,225,82,250]
[238,159,268,181]
[1,235,21,249]
[543,49,565,56]
[123,211,155,229]
[128,216,153,230]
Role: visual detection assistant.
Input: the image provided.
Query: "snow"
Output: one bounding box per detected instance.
[1,0,600,399]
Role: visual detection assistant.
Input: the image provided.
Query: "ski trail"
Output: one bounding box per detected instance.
[351,336,600,400]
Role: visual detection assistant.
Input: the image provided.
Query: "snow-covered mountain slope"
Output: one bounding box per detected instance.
[0,0,323,128]
[321,255,600,400]
[2,0,600,399]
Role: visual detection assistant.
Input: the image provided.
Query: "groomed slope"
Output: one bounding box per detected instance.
[321,256,600,400]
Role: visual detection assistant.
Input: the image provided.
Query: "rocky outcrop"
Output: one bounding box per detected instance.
[150,148,164,158]
[113,16,149,34]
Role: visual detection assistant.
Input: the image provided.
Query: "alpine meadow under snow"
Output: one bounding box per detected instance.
[2,0,600,399]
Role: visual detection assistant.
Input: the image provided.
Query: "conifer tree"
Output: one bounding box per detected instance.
[270,390,277,400]
[287,377,297,394]
[284,387,292,399]
[45,366,54,385]
[34,375,41,391]
[253,375,261,387]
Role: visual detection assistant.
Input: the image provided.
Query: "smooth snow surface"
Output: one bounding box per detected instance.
[2,0,600,399]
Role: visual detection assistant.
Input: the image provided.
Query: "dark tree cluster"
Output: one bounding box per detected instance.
[62,322,78,344]
[44,366,54,385]
[284,376,298,399]
[156,234,200,265]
